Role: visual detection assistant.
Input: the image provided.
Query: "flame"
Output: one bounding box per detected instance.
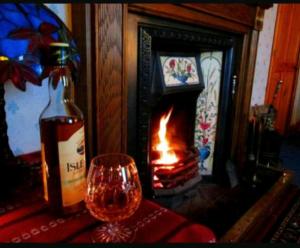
[153,107,179,165]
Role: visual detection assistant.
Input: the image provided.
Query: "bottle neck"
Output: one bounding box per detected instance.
[48,65,74,105]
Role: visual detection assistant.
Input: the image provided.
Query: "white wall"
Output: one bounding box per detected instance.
[251,5,278,106]
[251,5,300,128]
[45,4,72,31]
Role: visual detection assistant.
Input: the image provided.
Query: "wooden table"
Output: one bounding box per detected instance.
[0,193,216,243]
[220,168,294,242]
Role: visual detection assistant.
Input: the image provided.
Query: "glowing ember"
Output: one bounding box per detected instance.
[153,107,179,165]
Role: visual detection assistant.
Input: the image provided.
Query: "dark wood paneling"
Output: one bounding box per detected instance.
[181,3,256,28]
[122,4,128,153]
[129,3,253,34]
[94,4,124,153]
[231,30,260,168]
[71,4,94,161]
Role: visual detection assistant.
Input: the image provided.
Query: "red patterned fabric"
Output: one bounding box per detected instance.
[0,196,216,243]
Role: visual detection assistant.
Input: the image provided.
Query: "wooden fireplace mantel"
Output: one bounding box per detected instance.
[69,3,294,243]
[72,3,269,171]
[128,3,265,33]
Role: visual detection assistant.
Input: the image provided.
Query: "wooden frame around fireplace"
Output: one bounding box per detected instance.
[71,3,269,174]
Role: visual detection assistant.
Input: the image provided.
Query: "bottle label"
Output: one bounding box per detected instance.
[58,126,86,207]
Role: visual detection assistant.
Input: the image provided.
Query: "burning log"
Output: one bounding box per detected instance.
[155,158,198,179]
[150,107,201,191]
[151,147,200,189]
[157,166,199,189]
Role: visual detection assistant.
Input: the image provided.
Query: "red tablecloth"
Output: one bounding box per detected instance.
[0,194,216,243]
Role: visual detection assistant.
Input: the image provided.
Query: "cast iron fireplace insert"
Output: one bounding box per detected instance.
[127,20,239,199]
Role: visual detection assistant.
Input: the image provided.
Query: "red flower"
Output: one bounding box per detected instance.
[0,59,41,91]
[169,59,175,69]
[187,64,192,73]
[200,122,211,130]
[202,137,209,145]
[9,22,58,52]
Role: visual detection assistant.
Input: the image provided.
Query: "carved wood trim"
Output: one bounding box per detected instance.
[241,31,259,167]
[254,6,266,31]
[122,4,128,153]
[129,4,258,33]
[94,4,124,154]
[71,4,95,161]
[230,30,260,169]
[181,3,257,28]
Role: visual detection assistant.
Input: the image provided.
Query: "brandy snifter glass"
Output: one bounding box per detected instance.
[85,153,142,243]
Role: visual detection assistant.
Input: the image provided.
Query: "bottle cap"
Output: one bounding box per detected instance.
[48,42,70,66]
[49,42,69,48]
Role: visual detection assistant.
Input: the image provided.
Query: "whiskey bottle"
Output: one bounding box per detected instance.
[39,42,86,215]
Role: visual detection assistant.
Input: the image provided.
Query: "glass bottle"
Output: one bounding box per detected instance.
[39,42,86,215]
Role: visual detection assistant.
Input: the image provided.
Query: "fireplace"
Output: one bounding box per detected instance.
[72,3,272,238]
[127,19,238,199]
[148,54,204,195]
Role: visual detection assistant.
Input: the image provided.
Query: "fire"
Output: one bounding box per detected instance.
[153,107,179,165]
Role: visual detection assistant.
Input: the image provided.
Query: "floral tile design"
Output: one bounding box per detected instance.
[160,56,200,86]
[194,51,223,175]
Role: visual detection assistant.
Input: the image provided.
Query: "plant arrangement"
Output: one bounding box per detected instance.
[166,58,196,83]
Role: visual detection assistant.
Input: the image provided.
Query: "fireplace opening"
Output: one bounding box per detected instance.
[150,98,202,196]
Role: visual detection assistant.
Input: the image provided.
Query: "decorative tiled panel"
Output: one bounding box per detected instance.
[160,56,200,86]
[251,4,278,106]
[194,51,223,175]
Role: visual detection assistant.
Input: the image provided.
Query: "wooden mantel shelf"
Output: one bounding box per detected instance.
[128,3,267,32]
